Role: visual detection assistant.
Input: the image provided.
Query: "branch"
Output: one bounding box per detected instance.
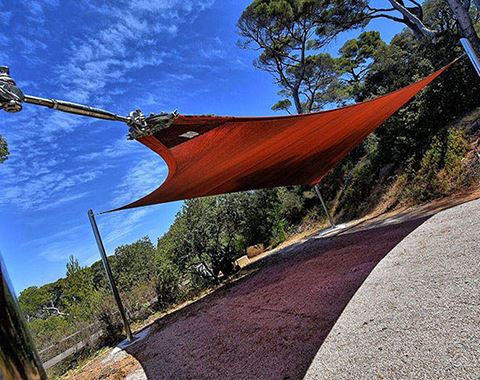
[366,5,395,12]
[387,0,438,39]
[369,13,405,23]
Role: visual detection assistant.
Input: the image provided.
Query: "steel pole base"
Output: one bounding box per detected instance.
[313,184,336,228]
[315,223,349,238]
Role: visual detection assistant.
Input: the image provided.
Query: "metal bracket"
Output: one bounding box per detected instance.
[0,66,25,113]
[127,109,179,140]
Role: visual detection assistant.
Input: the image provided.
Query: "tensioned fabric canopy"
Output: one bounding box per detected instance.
[113,62,454,212]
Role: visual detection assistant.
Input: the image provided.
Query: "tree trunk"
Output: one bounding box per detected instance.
[292,88,304,114]
[447,0,480,56]
[387,0,438,40]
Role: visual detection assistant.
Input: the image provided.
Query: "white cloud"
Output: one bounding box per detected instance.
[76,138,143,161]
[0,11,12,25]
[110,158,168,208]
[55,0,216,105]
[168,73,194,81]
[102,208,151,244]
[38,239,95,263]
[36,191,90,211]
[0,155,102,211]
[22,224,84,248]
[22,0,60,24]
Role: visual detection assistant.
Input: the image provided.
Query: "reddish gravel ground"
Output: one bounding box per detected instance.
[124,217,429,380]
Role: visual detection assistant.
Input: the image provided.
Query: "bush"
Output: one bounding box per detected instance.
[439,128,471,192]
[28,316,72,351]
[277,187,306,226]
[406,126,473,202]
[155,261,182,310]
[270,219,288,247]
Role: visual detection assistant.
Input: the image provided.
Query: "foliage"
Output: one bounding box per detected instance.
[237,0,362,113]
[112,237,156,291]
[276,186,306,225]
[337,31,387,99]
[62,256,102,321]
[0,135,8,163]
[18,286,53,321]
[155,258,182,309]
[406,127,473,201]
[161,195,249,282]
[241,189,280,246]
[236,0,461,113]
[27,316,72,351]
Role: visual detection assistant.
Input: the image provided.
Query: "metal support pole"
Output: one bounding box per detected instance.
[460,38,480,78]
[88,209,133,342]
[0,252,47,380]
[314,184,335,228]
[24,94,130,123]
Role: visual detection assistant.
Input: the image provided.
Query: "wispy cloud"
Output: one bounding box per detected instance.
[1,1,214,216]
[110,158,168,208]
[38,239,95,263]
[102,208,151,244]
[76,138,144,161]
[23,0,60,24]
[23,224,84,248]
[55,0,216,104]
[0,160,100,211]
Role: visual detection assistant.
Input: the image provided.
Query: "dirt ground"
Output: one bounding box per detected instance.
[64,188,480,380]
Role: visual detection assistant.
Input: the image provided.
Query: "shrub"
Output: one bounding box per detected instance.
[155,261,182,310]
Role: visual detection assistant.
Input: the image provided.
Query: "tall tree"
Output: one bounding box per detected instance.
[164,195,248,282]
[237,0,363,114]
[18,286,53,321]
[237,0,445,114]
[63,255,99,320]
[446,0,480,55]
[337,31,388,100]
[66,255,81,277]
[271,53,343,113]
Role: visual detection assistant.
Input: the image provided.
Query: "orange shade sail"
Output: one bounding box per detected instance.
[113,63,454,212]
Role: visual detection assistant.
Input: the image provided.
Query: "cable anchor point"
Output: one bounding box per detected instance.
[0,66,24,113]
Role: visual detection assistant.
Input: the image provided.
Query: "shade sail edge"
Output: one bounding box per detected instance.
[105,59,458,214]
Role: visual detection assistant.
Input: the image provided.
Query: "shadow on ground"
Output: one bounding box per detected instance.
[125,216,429,380]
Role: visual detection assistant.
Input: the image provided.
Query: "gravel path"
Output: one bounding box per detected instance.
[305,199,480,379]
[121,218,428,380]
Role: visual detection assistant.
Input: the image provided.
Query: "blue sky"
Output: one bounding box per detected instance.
[0,0,405,293]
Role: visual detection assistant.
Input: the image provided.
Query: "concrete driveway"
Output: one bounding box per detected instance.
[305,199,480,379]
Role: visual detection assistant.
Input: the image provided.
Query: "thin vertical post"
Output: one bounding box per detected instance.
[0,252,47,380]
[460,38,480,78]
[313,184,335,228]
[88,209,133,342]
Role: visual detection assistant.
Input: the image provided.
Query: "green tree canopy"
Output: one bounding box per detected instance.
[63,255,100,320]
[0,135,8,163]
[238,0,363,113]
[337,31,387,99]
[161,195,251,282]
[112,237,156,291]
[18,286,52,320]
